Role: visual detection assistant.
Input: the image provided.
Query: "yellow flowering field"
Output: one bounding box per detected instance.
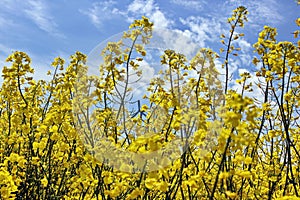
[0,6,300,200]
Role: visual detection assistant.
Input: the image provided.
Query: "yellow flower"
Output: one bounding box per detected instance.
[33,141,39,151]
[244,156,252,165]
[41,176,48,187]
[8,153,20,163]
[141,104,148,112]
[145,178,156,189]
[225,191,237,198]
[220,172,230,179]
[127,188,143,199]
[157,181,169,192]
[104,175,114,185]
[50,132,60,141]
[50,125,58,133]
[296,18,300,26]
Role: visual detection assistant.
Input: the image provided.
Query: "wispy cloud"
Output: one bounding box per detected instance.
[0,15,14,29]
[24,0,63,37]
[248,0,283,26]
[79,0,120,28]
[170,0,206,11]
[225,0,283,27]
[0,0,62,36]
[0,0,24,30]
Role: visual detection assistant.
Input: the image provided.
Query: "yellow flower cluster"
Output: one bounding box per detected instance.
[0,8,299,199]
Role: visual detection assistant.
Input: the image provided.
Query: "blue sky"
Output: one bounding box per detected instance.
[0,0,299,84]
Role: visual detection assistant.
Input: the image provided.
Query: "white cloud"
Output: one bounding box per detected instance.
[80,0,283,33]
[170,0,205,11]
[238,68,250,75]
[178,14,254,77]
[24,0,63,37]
[232,68,264,102]
[130,59,155,96]
[237,39,251,52]
[214,56,242,93]
[231,38,252,66]
[149,28,199,59]
[239,53,252,67]
[127,0,173,29]
[179,16,225,47]
[150,9,171,29]
[80,0,173,30]
[127,0,149,13]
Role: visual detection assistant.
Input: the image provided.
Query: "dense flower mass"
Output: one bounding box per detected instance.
[0,7,299,200]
